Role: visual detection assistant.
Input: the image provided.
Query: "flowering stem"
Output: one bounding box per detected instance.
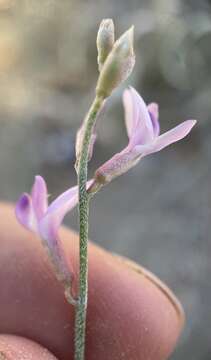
[74,95,104,360]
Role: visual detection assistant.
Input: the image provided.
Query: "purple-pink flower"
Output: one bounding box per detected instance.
[94,87,196,185]
[16,176,93,285]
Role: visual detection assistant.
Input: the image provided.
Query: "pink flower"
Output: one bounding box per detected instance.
[94,87,196,185]
[16,176,93,285]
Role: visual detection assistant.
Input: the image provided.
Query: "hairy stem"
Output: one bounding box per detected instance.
[74,95,104,360]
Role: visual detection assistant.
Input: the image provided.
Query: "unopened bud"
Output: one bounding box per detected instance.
[96,26,135,99]
[97,19,115,71]
[75,125,97,172]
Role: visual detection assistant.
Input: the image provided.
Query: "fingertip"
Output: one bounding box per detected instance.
[114,254,185,326]
[0,203,184,360]
[85,246,184,360]
[0,335,58,359]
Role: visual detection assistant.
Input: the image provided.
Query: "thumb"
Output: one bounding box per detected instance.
[0,335,58,359]
[0,202,184,360]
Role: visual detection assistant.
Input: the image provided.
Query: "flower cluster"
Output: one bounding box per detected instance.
[14,20,197,360]
[15,19,196,304]
[16,87,196,287]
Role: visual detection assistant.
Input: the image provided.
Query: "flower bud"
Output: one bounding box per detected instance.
[97,19,115,71]
[96,26,135,99]
[75,124,97,172]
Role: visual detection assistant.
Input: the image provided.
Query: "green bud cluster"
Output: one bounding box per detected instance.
[96,20,135,99]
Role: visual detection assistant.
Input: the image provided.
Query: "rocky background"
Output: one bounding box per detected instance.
[0,0,210,358]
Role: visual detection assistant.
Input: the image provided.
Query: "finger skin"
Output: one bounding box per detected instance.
[0,334,58,359]
[0,203,184,360]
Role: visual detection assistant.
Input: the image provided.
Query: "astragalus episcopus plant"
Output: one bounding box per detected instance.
[15,19,196,360]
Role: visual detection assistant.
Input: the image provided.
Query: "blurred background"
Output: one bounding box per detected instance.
[0,0,210,358]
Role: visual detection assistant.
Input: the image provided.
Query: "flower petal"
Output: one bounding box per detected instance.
[124,87,155,146]
[134,119,197,157]
[31,175,48,221]
[15,193,37,232]
[148,103,160,137]
[123,88,138,138]
[149,119,197,153]
[38,179,94,283]
[39,179,94,244]
[39,185,78,243]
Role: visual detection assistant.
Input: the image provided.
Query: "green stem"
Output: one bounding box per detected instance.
[74,95,104,360]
